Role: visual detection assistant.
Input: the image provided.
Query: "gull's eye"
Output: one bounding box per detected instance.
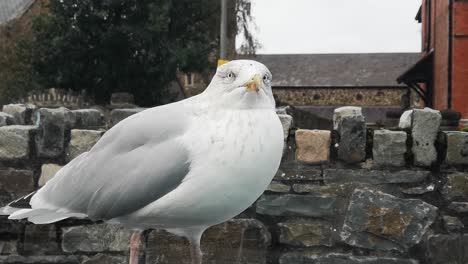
[263,74,270,83]
[224,72,236,83]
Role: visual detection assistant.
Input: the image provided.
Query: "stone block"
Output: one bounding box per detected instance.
[0,112,14,127]
[398,109,413,129]
[275,161,322,181]
[61,224,132,253]
[333,106,362,130]
[35,107,75,158]
[442,215,464,233]
[295,129,330,164]
[323,169,429,184]
[256,194,337,218]
[2,104,36,125]
[0,255,81,263]
[400,184,435,195]
[23,224,58,254]
[0,169,34,206]
[445,131,468,165]
[38,164,63,187]
[279,252,418,264]
[340,188,437,252]
[411,108,441,167]
[82,254,127,264]
[266,181,290,193]
[278,114,293,140]
[278,219,333,247]
[65,129,103,162]
[447,201,468,213]
[441,172,468,202]
[0,125,35,160]
[72,109,105,129]
[336,112,366,163]
[424,234,468,264]
[146,219,270,264]
[110,108,146,127]
[110,92,135,106]
[372,130,407,167]
[0,240,18,255]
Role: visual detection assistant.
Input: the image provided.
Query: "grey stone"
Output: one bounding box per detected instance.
[0,112,14,126]
[110,92,135,106]
[275,161,322,181]
[66,129,103,162]
[411,108,441,166]
[442,215,464,233]
[2,103,37,125]
[292,184,346,197]
[0,240,18,255]
[0,125,35,160]
[445,131,468,165]
[372,130,407,167]
[110,108,146,126]
[24,224,58,254]
[256,194,337,218]
[278,114,293,140]
[72,109,105,129]
[146,219,270,264]
[333,106,362,130]
[278,219,333,247]
[0,255,81,264]
[398,109,413,129]
[0,169,34,206]
[340,188,437,252]
[337,115,366,164]
[279,252,418,264]
[61,224,132,253]
[400,184,435,195]
[38,163,63,187]
[447,201,468,213]
[266,181,291,193]
[323,169,429,184]
[82,254,127,264]
[34,107,76,158]
[424,234,468,264]
[0,218,24,237]
[441,172,468,202]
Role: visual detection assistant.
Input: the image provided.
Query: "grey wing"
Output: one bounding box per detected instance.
[31,102,192,220]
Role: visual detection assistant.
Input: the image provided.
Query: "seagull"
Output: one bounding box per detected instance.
[3,60,284,264]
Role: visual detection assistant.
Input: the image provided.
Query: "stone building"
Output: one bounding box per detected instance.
[399,0,468,125]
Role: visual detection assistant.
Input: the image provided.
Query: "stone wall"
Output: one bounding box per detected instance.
[0,104,467,264]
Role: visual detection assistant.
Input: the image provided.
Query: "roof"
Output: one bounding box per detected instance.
[242,53,421,87]
[0,0,34,24]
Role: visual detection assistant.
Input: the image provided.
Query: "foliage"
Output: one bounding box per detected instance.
[0,0,257,106]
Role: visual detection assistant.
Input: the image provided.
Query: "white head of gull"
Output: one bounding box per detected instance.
[4,60,284,264]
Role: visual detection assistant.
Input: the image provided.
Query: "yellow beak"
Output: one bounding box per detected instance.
[244,74,261,92]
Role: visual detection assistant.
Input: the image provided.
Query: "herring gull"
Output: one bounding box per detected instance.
[3,60,284,264]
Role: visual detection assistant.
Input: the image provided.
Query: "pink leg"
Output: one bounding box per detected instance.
[129,231,142,264]
[189,240,202,264]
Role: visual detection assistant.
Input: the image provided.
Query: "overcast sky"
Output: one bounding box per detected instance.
[237,0,422,54]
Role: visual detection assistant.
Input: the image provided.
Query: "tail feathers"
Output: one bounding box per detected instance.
[8,208,87,224]
[0,206,22,215]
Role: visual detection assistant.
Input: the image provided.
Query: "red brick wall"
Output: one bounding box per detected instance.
[452,1,468,119]
[432,0,450,110]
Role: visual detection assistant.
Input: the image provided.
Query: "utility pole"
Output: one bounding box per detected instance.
[218,0,229,66]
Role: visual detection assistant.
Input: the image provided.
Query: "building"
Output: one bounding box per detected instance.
[398,0,468,124]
